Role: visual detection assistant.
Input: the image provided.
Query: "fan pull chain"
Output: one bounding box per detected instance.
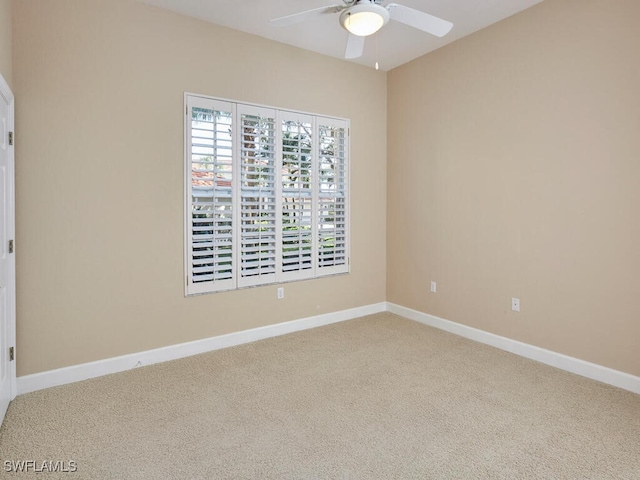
[375,32,380,71]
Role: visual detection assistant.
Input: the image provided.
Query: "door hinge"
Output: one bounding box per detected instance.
[9,346,14,362]
[8,131,13,146]
[8,239,13,254]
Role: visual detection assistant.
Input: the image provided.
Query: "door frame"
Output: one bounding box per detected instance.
[0,72,16,411]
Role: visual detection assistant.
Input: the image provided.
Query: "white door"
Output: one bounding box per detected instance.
[0,74,15,426]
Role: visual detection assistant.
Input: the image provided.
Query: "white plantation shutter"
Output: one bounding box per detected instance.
[317,119,349,275]
[280,114,315,282]
[186,97,235,294]
[237,105,278,288]
[185,94,349,295]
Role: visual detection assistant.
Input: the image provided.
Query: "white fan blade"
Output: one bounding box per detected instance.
[270,4,342,27]
[387,3,453,37]
[345,34,365,59]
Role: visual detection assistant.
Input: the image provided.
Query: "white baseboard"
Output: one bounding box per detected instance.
[387,302,640,395]
[17,302,387,395]
[17,301,640,396]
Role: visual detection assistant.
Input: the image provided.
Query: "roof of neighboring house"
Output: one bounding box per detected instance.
[192,170,231,188]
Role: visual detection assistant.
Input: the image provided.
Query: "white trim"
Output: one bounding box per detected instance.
[17,302,387,395]
[183,92,190,296]
[185,92,349,124]
[0,75,13,104]
[0,73,16,406]
[387,303,640,395]
[16,301,640,396]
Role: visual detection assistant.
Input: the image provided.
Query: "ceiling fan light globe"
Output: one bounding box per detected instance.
[340,3,390,37]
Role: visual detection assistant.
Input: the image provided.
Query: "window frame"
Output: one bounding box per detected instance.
[184,93,350,296]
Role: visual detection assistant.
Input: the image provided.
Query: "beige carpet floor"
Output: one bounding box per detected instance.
[0,312,639,479]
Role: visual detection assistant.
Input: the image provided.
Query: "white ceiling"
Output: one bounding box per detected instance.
[136,0,544,71]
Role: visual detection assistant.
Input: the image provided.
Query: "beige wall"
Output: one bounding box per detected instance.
[388,0,640,376]
[12,0,639,379]
[0,0,11,87]
[13,0,387,376]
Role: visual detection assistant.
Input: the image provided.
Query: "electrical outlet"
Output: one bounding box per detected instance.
[511,297,520,312]
[430,281,437,293]
[277,287,284,299]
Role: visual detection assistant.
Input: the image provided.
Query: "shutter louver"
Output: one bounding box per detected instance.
[281,117,314,280]
[318,121,349,275]
[238,107,277,287]
[187,99,235,294]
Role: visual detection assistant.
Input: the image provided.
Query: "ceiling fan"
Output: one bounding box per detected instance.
[270,0,453,60]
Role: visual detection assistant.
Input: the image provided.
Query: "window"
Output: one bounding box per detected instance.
[185,94,349,295]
